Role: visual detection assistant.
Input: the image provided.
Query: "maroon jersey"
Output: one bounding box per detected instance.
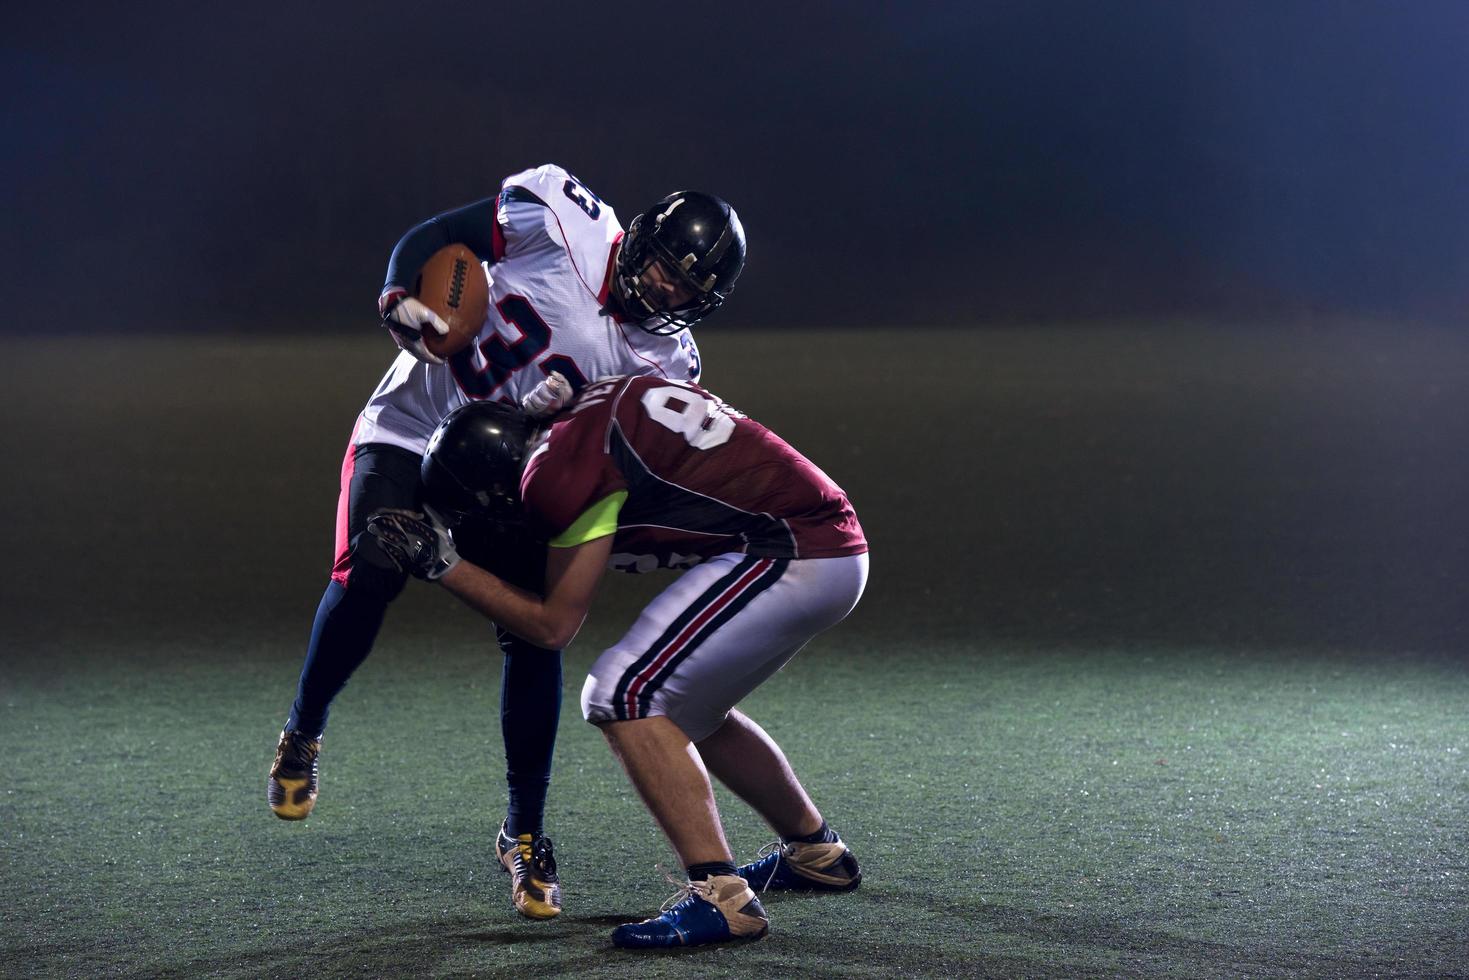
[520,375,867,572]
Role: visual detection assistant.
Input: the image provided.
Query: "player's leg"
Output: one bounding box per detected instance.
[696,709,820,839]
[595,713,766,949]
[454,521,567,919]
[600,714,734,867]
[492,627,564,919]
[680,555,868,893]
[497,630,562,837]
[580,552,866,946]
[475,522,561,841]
[268,441,419,820]
[698,711,863,893]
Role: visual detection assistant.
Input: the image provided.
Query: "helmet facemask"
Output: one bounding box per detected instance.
[615,193,745,336]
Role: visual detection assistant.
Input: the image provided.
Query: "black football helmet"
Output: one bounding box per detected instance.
[420,401,536,529]
[615,191,746,335]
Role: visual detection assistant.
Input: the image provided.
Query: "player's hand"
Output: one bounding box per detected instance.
[521,370,573,417]
[379,287,449,366]
[365,507,461,580]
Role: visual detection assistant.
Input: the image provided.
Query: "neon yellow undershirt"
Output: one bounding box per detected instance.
[548,491,627,548]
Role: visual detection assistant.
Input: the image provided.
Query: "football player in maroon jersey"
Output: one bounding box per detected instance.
[365,376,869,948]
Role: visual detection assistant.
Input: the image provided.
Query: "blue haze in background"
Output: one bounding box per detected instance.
[3,1,1465,330]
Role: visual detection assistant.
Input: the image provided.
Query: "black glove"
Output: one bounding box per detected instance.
[365,508,461,580]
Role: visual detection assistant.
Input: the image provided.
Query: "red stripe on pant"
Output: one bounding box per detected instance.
[622,558,774,720]
[328,421,362,587]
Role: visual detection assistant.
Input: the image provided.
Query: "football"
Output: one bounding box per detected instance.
[414,243,489,358]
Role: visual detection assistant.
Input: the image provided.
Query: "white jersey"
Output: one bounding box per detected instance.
[354,164,703,454]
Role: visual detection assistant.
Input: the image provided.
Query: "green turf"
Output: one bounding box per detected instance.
[4,636,1466,977]
[1,324,1466,976]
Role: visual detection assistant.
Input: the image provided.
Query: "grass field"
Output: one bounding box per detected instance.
[2,323,1466,977]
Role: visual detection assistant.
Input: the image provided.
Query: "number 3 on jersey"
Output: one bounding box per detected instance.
[450,295,588,399]
[562,175,602,219]
[641,384,735,449]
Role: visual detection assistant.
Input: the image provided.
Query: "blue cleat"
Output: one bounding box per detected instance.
[612,875,769,949]
[737,838,862,893]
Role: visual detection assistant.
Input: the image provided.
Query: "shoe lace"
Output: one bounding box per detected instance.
[278,731,318,769]
[294,733,318,758]
[753,840,788,894]
[497,826,523,859]
[659,883,700,913]
[655,866,706,913]
[531,837,558,878]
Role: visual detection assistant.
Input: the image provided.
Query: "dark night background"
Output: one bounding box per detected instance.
[4,0,1466,331]
[3,0,1467,655]
[2,7,1468,973]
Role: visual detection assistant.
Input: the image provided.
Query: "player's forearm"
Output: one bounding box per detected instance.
[437,560,583,651]
[382,197,500,293]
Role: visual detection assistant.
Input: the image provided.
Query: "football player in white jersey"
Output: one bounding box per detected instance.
[267,164,747,922]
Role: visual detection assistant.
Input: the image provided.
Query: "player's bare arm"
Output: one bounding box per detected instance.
[438,536,612,651]
[365,507,611,651]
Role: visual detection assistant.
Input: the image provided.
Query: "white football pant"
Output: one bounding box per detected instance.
[581,552,869,741]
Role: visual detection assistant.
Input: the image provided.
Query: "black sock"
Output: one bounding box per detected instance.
[501,642,562,842]
[687,861,739,882]
[784,820,839,845]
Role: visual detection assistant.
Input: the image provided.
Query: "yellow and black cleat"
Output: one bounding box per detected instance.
[496,822,562,919]
[267,729,321,820]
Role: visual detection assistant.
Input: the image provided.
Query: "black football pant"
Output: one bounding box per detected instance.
[286,442,561,837]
